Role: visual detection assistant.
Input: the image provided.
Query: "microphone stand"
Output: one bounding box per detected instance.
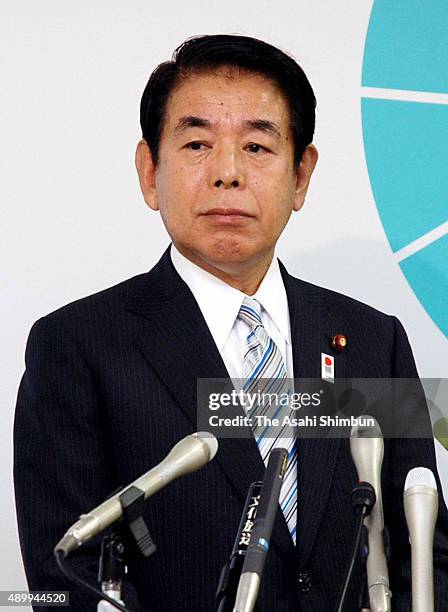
[97,533,126,611]
[97,485,157,611]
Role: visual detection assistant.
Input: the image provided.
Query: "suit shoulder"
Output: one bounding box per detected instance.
[37,271,149,328]
[291,275,395,326]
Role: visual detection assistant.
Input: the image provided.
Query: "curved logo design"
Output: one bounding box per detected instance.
[361,0,448,338]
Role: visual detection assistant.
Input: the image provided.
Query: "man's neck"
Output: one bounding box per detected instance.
[173,245,274,295]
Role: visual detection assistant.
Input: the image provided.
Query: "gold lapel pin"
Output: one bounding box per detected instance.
[331,334,347,352]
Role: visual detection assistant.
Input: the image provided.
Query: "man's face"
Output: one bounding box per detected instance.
[136,68,317,275]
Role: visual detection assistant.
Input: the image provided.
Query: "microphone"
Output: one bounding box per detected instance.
[216,481,263,612]
[404,467,438,612]
[55,432,218,556]
[233,448,289,612]
[350,417,391,612]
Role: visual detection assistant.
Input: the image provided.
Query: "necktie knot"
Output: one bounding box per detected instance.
[238,296,263,329]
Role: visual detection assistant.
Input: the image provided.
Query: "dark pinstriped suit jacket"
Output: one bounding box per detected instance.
[14,246,448,611]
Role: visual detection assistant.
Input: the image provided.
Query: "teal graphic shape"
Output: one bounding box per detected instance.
[362,98,448,252]
[400,235,448,337]
[362,1,448,338]
[362,0,448,94]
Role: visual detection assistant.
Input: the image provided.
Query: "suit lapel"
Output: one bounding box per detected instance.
[126,248,294,557]
[280,264,345,568]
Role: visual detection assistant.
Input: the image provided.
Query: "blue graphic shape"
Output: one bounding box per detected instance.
[400,235,448,337]
[362,1,448,339]
[362,98,448,252]
[363,1,448,94]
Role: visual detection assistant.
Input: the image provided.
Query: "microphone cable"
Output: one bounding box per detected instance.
[335,482,376,612]
[54,549,133,612]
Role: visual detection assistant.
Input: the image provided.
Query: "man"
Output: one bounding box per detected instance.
[14,34,448,611]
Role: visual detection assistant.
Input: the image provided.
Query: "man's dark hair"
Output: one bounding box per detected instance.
[140,34,316,169]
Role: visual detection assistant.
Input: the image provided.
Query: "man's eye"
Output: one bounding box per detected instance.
[186,142,206,151]
[246,143,267,153]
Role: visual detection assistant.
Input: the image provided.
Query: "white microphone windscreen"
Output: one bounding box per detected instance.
[405,467,437,492]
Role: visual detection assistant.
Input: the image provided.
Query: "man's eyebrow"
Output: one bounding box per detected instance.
[173,116,211,134]
[243,119,281,139]
[173,115,282,139]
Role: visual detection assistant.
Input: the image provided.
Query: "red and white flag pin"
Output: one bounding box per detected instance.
[321,353,334,382]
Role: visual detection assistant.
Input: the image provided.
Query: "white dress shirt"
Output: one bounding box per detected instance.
[170,244,294,382]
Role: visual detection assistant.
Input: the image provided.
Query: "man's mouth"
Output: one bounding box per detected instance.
[204,206,253,218]
[202,207,255,224]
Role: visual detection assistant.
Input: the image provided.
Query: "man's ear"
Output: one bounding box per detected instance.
[135,139,159,211]
[293,144,318,212]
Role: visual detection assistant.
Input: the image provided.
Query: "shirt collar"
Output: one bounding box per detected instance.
[252,258,291,346]
[170,244,291,351]
[171,245,244,352]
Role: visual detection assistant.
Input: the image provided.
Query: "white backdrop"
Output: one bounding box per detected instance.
[2,0,447,597]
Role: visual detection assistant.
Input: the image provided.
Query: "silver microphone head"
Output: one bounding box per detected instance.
[192,432,219,461]
[350,415,384,485]
[350,415,383,439]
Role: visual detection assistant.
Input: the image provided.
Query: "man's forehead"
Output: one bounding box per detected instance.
[164,71,291,133]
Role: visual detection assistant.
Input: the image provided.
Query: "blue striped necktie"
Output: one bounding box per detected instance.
[238,296,297,544]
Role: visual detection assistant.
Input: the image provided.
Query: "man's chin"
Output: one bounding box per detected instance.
[174,237,272,270]
[194,246,271,275]
[199,244,259,266]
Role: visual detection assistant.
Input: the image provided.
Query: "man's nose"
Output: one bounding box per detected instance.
[208,147,246,189]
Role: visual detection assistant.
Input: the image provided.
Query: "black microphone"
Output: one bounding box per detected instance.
[216,481,263,612]
[233,448,289,612]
